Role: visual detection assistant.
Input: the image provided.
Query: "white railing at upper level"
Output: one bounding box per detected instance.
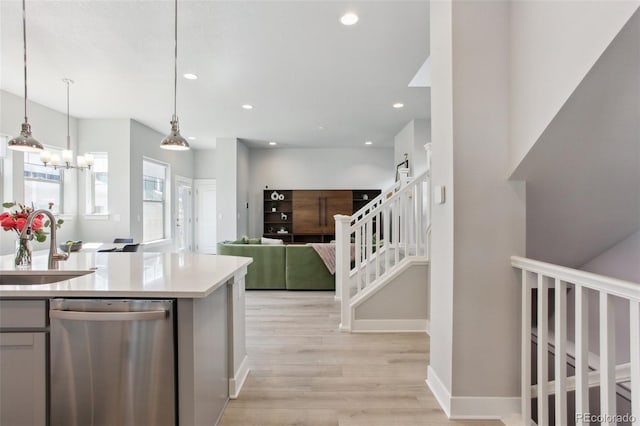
[335,169,431,331]
[511,256,640,426]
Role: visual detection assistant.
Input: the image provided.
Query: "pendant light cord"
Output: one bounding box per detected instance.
[173,0,178,118]
[66,80,70,149]
[22,0,28,123]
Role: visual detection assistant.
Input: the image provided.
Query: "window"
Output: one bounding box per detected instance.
[24,148,63,213]
[86,153,108,214]
[143,159,168,242]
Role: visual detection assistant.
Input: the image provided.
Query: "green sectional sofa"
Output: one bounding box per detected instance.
[217,242,286,289]
[217,241,334,290]
[285,245,335,290]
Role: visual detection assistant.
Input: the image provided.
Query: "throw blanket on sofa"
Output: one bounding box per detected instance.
[309,243,354,274]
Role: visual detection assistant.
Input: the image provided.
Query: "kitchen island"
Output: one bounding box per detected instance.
[0,251,252,426]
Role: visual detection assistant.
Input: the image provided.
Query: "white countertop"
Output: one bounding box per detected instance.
[0,252,252,298]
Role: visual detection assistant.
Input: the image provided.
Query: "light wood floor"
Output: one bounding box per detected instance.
[219,291,501,426]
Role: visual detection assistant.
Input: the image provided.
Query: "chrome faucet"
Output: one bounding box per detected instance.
[20,209,69,269]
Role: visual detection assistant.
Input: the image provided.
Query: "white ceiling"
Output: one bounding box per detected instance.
[0,1,429,149]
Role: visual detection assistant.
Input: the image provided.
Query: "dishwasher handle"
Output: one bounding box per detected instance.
[50,309,168,322]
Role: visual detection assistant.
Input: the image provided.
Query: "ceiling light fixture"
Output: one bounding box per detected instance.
[340,12,359,26]
[40,79,94,170]
[365,141,373,145]
[183,73,198,80]
[242,104,254,110]
[160,0,190,151]
[269,141,277,146]
[7,0,43,153]
[393,102,405,109]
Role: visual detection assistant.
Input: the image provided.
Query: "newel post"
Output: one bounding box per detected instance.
[334,214,351,331]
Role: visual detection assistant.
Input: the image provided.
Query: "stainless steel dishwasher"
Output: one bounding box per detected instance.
[50,299,176,426]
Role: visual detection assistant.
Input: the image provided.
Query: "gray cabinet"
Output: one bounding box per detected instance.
[0,300,47,426]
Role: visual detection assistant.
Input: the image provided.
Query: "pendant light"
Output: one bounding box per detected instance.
[40,79,94,170]
[160,0,190,151]
[7,0,43,152]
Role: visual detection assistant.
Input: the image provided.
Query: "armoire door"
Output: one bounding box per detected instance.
[292,190,324,234]
[321,190,352,233]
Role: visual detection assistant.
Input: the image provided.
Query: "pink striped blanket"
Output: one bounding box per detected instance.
[309,243,354,274]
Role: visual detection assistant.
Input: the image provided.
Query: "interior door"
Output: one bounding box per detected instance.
[175,177,193,253]
[292,190,323,234]
[321,190,353,233]
[194,180,217,253]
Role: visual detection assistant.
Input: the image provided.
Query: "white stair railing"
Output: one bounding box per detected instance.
[512,256,640,426]
[335,170,431,331]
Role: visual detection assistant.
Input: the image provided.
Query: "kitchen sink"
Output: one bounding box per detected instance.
[0,270,94,285]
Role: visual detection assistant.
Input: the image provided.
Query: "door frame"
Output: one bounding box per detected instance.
[194,179,217,253]
[175,175,193,252]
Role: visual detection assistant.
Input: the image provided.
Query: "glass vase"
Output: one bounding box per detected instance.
[15,238,32,269]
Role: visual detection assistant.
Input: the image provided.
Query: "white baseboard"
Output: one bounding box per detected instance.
[426,365,451,417]
[228,355,250,399]
[351,319,428,333]
[426,365,520,421]
[425,319,431,336]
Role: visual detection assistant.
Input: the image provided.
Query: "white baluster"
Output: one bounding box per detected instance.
[384,205,390,273]
[521,269,533,425]
[554,279,567,426]
[355,224,362,293]
[375,211,381,280]
[365,220,371,289]
[537,274,549,425]
[630,300,639,422]
[599,292,616,425]
[393,199,400,265]
[575,285,589,425]
[414,183,424,256]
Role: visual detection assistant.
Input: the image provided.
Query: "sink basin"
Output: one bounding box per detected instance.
[0,270,94,285]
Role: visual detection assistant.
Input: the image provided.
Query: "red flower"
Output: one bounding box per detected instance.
[31,218,43,231]
[15,218,27,231]
[0,212,9,221]
[1,217,16,230]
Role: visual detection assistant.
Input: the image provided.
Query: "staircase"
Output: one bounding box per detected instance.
[511,257,639,425]
[334,146,431,332]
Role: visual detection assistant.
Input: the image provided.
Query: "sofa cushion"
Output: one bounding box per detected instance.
[217,242,286,289]
[285,245,335,290]
[261,237,284,245]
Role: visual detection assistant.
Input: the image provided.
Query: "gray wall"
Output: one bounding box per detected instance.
[194,149,217,179]
[394,119,430,177]
[215,138,238,242]
[514,9,640,268]
[247,147,394,238]
[429,0,525,414]
[508,1,638,174]
[129,119,195,248]
[354,264,429,320]
[77,119,131,243]
[237,141,250,238]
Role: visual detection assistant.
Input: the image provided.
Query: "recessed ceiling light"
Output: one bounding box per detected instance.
[269,141,277,146]
[317,126,326,131]
[183,73,198,80]
[393,103,404,109]
[242,104,254,110]
[188,136,196,140]
[340,12,359,26]
[365,141,373,145]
